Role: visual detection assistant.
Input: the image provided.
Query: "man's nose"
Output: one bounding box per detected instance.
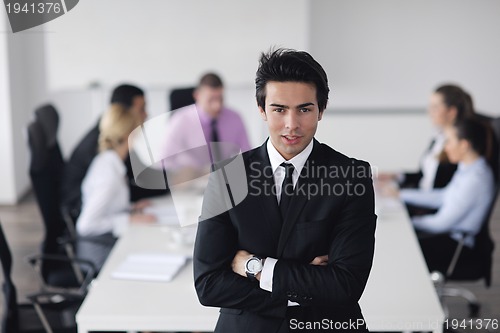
[285,112,299,130]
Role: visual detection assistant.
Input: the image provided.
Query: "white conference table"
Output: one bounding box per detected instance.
[76,195,444,333]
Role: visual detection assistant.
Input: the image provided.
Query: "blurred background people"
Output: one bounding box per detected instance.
[76,103,156,238]
[400,117,496,273]
[61,84,166,222]
[162,73,251,172]
[380,84,474,191]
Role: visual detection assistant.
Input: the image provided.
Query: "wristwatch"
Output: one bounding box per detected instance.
[245,256,263,281]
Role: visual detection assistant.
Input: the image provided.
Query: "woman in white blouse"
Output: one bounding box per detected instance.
[381,85,474,190]
[400,117,496,273]
[76,103,156,238]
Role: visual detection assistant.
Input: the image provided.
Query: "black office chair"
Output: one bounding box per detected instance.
[27,105,103,290]
[432,117,500,318]
[168,86,195,112]
[32,105,117,276]
[0,221,84,333]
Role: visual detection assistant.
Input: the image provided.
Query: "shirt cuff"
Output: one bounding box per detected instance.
[259,257,300,307]
[259,257,277,292]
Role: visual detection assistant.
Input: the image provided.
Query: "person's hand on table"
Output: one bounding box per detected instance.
[130,213,157,224]
[132,199,152,212]
[377,172,398,182]
[379,182,400,198]
[231,250,329,281]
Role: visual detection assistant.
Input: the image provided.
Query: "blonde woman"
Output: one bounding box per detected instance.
[76,103,156,238]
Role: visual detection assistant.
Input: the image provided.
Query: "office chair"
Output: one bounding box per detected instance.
[31,105,117,277]
[474,111,494,124]
[0,222,84,333]
[27,106,103,290]
[168,86,195,112]
[431,117,500,318]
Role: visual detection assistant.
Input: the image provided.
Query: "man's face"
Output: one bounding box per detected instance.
[131,95,147,123]
[259,81,323,160]
[194,86,224,118]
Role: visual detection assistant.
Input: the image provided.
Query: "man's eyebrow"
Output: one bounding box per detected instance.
[268,102,315,109]
[269,103,288,108]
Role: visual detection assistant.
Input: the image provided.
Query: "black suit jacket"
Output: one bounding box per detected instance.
[194,139,377,333]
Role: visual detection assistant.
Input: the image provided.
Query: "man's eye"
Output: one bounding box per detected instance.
[300,108,311,113]
[274,108,284,113]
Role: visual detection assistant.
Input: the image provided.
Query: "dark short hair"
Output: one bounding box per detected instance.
[455,117,494,165]
[198,73,224,89]
[435,84,474,123]
[110,84,144,107]
[256,48,330,111]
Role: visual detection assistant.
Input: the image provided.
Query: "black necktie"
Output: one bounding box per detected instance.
[209,118,220,164]
[280,163,295,220]
[210,118,219,142]
[428,138,436,152]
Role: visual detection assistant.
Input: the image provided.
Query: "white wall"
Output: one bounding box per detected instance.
[310,0,500,115]
[6,26,50,203]
[0,14,16,204]
[4,0,500,204]
[316,111,433,172]
[44,0,309,90]
[0,16,49,204]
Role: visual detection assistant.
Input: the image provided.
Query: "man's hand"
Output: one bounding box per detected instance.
[232,250,252,277]
[310,255,328,266]
[132,199,152,212]
[130,213,157,224]
[232,251,329,281]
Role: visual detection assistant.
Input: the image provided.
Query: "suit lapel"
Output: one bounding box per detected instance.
[276,139,324,257]
[249,141,282,241]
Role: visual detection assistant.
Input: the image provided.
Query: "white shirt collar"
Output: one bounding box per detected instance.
[266,138,314,176]
[102,150,127,175]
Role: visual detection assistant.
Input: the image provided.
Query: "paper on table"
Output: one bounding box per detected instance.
[111,253,188,282]
[143,205,180,225]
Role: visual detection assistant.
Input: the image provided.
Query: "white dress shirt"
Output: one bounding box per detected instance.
[259,138,314,306]
[400,157,495,248]
[418,132,446,190]
[76,150,130,237]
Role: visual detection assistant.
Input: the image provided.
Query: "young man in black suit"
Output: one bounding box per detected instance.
[194,49,377,332]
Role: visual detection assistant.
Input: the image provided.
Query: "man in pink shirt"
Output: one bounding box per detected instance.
[162,73,251,174]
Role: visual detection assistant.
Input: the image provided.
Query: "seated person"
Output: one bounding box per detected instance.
[162,73,251,173]
[76,103,156,238]
[399,117,496,273]
[61,84,166,221]
[381,84,474,190]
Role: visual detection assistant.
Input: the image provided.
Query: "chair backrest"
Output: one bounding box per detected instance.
[27,106,66,259]
[451,117,500,286]
[35,104,59,148]
[492,117,500,179]
[0,222,19,332]
[169,87,195,112]
[475,112,494,124]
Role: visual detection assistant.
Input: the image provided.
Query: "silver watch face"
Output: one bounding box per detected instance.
[246,257,262,274]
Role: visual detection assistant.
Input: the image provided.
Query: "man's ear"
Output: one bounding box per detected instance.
[259,106,267,121]
[192,88,199,102]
